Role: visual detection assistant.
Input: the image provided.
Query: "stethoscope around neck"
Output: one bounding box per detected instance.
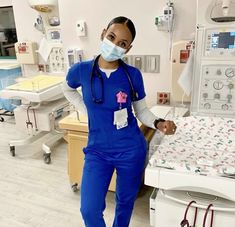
[90,55,138,104]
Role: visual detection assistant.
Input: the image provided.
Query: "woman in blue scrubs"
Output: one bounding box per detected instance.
[63,16,176,227]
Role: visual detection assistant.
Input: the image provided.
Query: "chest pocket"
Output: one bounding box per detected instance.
[109,81,132,110]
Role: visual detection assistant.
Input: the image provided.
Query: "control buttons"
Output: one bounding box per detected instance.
[216,69,222,75]
[227,94,232,100]
[214,93,220,99]
[204,103,211,109]
[213,81,224,90]
[203,93,208,98]
[228,83,234,89]
[222,104,229,110]
[200,65,235,115]
[225,68,235,78]
[204,81,208,87]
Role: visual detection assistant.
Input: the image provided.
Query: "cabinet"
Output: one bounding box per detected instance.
[59,113,116,192]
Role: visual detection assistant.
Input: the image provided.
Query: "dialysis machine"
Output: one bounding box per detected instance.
[145,1,235,226]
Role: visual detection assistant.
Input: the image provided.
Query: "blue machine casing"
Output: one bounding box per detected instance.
[0,66,22,111]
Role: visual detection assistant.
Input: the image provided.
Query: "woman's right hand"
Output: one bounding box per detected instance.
[157,120,176,135]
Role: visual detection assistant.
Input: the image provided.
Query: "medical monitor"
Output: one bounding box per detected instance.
[211,32,235,49]
[205,28,235,58]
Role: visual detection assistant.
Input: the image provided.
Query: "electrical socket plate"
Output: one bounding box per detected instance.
[157,92,170,105]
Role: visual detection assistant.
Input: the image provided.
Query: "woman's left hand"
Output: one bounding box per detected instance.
[156,120,177,135]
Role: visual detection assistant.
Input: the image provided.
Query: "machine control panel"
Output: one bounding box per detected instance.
[205,28,235,58]
[199,65,235,115]
[48,47,65,73]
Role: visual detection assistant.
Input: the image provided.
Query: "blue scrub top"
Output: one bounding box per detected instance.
[66,59,147,153]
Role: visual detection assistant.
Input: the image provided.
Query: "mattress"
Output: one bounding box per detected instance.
[149,116,235,176]
[6,75,64,92]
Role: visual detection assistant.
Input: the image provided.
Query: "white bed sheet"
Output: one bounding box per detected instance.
[149,116,235,176]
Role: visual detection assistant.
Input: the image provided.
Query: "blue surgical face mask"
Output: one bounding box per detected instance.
[100,38,126,62]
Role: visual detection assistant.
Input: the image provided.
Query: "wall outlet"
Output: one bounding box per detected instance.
[157,92,170,105]
[38,64,45,72]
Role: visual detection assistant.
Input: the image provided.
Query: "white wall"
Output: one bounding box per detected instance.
[58,0,196,106]
[0,0,12,7]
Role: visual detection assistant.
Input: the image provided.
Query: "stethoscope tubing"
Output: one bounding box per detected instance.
[90,55,137,104]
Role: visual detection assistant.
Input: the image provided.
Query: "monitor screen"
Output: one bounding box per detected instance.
[211,32,235,49]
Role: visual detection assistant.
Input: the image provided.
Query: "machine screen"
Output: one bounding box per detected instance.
[211,32,235,49]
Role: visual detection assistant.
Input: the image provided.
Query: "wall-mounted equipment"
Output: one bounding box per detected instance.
[28,0,65,73]
[48,46,65,73]
[76,20,86,37]
[28,0,57,12]
[208,0,235,23]
[15,42,38,64]
[67,48,83,67]
[157,92,170,105]
[48,16,60,26]
[155,0,174,32]
[47,29,61,41]
[171,40,193,104]
[155,0,175,59]
[122,55,160,73]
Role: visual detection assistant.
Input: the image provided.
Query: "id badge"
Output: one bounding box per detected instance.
[114,108,128,130]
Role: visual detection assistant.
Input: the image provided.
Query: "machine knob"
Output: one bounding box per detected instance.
[216,69,222,75]
[204,82,208,87]
[225,68,235,78]
[203,93,208,98]
[204,103,211,109]
[227,94,232,100]
[213,81,224,90]
[222,104,229,110]
[228,83,234,89]
[214,93,220,99]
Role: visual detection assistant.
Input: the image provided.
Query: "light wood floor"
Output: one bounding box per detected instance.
[0,117,152,227]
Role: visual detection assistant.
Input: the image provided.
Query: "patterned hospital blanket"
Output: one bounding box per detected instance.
[149,116,235,176]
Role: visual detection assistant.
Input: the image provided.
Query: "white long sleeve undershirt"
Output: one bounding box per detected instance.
[132,98,157,129]
[62,80,158,129]
[62,80,88,116]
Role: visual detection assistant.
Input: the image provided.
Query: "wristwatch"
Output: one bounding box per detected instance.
[154,118,165,129]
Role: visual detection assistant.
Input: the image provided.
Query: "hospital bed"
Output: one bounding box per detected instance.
[0,74,69,164]
[145,113,235,226]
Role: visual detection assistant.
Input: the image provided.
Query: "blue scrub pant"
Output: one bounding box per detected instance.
[80,146,146,227]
